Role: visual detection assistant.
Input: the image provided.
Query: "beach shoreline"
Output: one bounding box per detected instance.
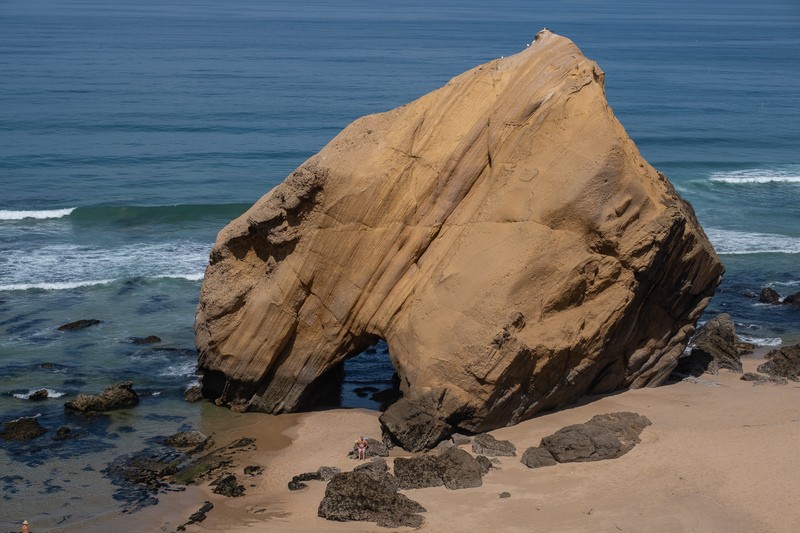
[65,348,800,533]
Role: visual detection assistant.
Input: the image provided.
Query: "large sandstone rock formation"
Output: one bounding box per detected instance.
[195,30,723,450]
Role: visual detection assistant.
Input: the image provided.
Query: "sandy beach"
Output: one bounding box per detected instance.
[81,353,795,533]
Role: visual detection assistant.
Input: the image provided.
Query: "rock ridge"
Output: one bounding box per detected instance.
[195,30,723,450]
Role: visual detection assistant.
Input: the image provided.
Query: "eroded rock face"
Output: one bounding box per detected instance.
[195,30,723,450]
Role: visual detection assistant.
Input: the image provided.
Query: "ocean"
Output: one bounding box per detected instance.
[1,0,798,530]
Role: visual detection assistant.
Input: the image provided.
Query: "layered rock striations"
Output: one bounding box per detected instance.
[195,30,723,450]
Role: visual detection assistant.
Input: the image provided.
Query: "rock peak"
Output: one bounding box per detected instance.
[195,32,722,451]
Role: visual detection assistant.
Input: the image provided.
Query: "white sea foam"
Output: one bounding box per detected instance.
[705,228,800,255]
[160,360,198,378]
[0,208,76,220]
[13,388,66,400]
[0,241,210,291]
[709,167,800,184]
[737,334,783,347]
[0,280,115,291]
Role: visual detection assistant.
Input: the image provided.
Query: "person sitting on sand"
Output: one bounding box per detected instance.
[355,436,369,460]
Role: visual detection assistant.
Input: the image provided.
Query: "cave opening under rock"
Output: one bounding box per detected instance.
[303,340,401,411]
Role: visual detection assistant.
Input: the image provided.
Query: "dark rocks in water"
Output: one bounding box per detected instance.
[64,381,140,412]
[131,335,162,345]
[29,388,49,401]
[105,449,181,490]
[759,287,781,304]
[229,437,255,448]
[1,416,46,441]
[539,412,651,463]
[394,447,484,490]
[184,384,203,402]
[784,292,800,307]
[741,372,787,385]
[211,474,245,497]
[520,446,558,468]
[171,437,255,485]
[757,344,800,381]
[177,501,214,531]
[757,288,800,307]
[53,426,73,441]
[57,319,102,331]
[164,430,210,451]
[354,386,379,398]
[244,465,263,476]
[742,290,757,299]
[348,437,389,459]
[371,387,402,410]
[318,471,426,528]
[675,314,743,376]
[471,433,516,457]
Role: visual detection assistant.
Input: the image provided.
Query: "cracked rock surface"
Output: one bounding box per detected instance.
[195,30,722,451]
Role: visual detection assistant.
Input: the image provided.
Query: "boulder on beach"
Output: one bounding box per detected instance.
[64,381,140,412]
[538,412,651,463]
[471,433,517,457]
[393,446,484,490]
[347,437,389,459]
[195,30,722,451]
[520,446,558,468]
[318,471,426,528]
[675,314,743,376]
[757,344,800,381]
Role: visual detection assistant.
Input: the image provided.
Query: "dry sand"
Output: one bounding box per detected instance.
[93,355,800,533]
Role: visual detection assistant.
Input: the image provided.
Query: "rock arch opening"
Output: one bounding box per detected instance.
[303,339,401,411]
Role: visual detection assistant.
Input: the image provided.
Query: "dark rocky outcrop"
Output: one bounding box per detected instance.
[347,437,389,459]
[757,344,800,381]
[741,372,787,385]
[57,319,102,331]
[675,314,743,376]
[289,466,343,490]
[164,430,210,450]
[520,446,558,468]
[539,412,651,463]
[211,474,245,497]
[196,31,722,452]
[53,426,73,441]
[244,465,263,476]
[131,335,162,345]
[1,416,46,441]
[29,389,49,401]
[394,447,484,490]
[471,433,516,457]
[177,501,214,531]
[64,381,139,412]
[184,384,203,402]
[318,471,426,528]
[759,287,781,304]
[784,292,800,307]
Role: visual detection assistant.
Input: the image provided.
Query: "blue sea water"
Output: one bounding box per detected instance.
[1,0,799,529]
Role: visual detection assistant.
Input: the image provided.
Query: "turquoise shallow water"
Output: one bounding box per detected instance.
[1,0,799,529]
